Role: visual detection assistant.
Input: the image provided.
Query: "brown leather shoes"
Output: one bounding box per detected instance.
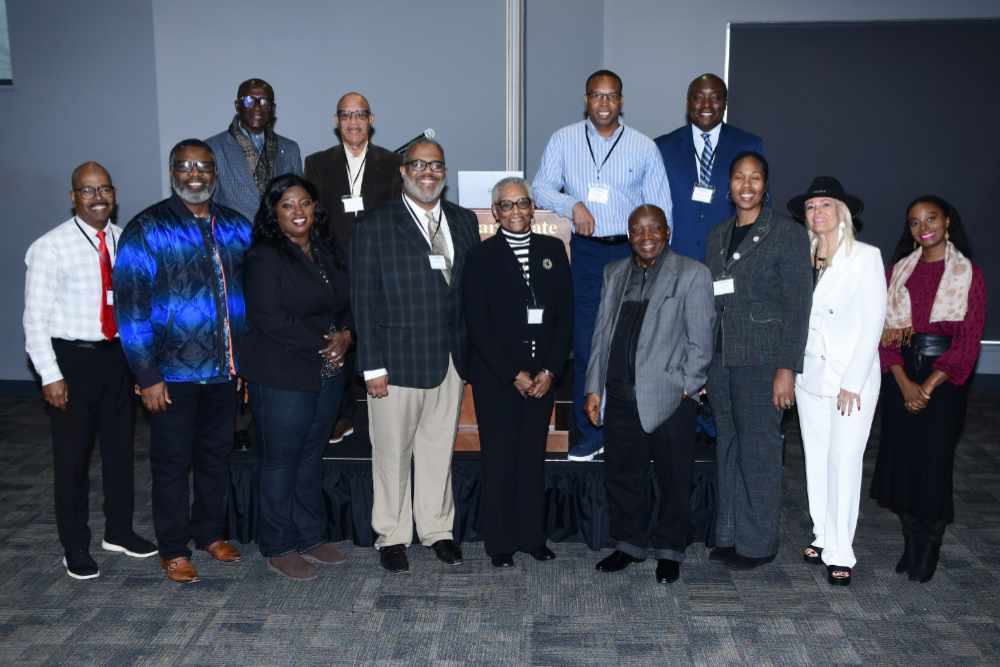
[161,556,200,583]
[204,540,241,563]
[300,542,347,566]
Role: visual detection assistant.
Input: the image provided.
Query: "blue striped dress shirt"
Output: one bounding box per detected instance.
[532,119,673,237]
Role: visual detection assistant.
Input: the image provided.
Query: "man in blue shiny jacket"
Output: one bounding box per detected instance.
[114,138,252,584]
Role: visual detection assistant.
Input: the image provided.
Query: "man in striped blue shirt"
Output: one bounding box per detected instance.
[533,69,673,461]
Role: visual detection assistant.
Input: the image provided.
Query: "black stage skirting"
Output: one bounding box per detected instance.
[225,440,717,550]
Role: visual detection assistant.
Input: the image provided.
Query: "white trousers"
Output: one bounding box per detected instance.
[368,358,464,548]
[795,378,879,568]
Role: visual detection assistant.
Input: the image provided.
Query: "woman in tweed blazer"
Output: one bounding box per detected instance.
[704,151,813,569]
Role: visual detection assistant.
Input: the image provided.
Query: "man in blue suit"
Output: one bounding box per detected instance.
[655,74,763,262]
[206,78,303,222]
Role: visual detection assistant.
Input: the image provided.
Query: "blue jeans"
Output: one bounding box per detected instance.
[570,235,632,449]
[249,376,344,557]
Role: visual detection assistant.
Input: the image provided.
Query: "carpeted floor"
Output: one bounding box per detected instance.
[1,391,999,666]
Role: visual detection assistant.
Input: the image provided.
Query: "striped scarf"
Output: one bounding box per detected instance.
[228,115,277,195]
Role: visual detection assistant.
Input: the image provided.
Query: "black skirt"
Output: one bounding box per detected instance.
[870,342,968,523]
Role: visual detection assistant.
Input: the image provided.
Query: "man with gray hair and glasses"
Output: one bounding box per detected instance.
[351,138,480,574]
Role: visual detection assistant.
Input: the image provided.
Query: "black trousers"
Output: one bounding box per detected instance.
[604,394,698,561]
[49,339,136,553]
[148,381,236,560]
[472,376,554,556]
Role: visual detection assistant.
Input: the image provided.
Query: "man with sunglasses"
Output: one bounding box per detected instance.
[24,161,157,580]
[351,138,480,573]
[206,78,302,222]
[305,91,402,446]
[114,139,252,583]
[533,69,673,462]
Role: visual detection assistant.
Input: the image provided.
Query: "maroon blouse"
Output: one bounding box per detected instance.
[879,259,987,386]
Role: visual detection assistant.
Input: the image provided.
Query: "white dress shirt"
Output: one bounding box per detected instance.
[364,195,453,382]
[691,122,723,178]
[345,143,368,198]
[23,217,122,384]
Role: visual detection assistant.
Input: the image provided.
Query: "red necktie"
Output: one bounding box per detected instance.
[97,230,117,339]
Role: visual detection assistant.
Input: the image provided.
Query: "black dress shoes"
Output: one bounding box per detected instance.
[380,544,409,573]
[708,546,735,563]
[430,539,463,565]
[491,554,515,568]
[596,550,645,572]
[724,552,776,570]
[655,559,680,584]
[528,546,556,562]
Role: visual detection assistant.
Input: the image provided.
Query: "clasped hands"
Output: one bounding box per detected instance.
[514,370,553,399]
[900,377,935,414]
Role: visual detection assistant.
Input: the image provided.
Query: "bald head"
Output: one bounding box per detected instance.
[71,161,110,190]
[687,73,727,132]
[337,91,370,112]
[70,161,115,229]
[336,91,374,154]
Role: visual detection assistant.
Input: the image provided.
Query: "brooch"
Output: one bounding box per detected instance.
[542,258,553,270]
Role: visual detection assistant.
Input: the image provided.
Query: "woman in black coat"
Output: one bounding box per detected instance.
[462,177,573,568]
[242,174,353,581]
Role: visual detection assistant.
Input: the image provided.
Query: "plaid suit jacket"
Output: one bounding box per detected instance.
[351,197,480,388]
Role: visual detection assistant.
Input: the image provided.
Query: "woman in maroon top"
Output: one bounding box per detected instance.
[871,195,986,583]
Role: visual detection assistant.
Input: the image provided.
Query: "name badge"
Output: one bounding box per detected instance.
[587,183,610,205]
[713,278,735,296]
[428,255,448,270]
[106,290,114,306]
[527,307,544,324]
[691,184,714,204]
[341,195,364,214]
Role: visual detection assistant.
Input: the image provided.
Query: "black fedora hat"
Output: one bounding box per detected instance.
[787,176,864,221]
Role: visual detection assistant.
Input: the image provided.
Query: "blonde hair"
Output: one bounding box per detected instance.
[807,199,856,266]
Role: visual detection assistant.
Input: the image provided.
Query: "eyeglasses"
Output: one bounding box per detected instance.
[74,185,115,199]
[172,160,216,173]
[404,159,446,173]
[587,92,621,103]
[337,110,371,121]
[495,197,532,212]
[238,95,273,109]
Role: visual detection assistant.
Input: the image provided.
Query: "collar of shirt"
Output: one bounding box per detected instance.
[73,216,118,259]
[239,121,265,153]
[402,193,442,225]
[585,117,625,144]
[692,122,723,155]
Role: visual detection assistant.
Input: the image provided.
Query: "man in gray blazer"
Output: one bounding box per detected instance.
[206,78,303,222]
[584,205,715,584]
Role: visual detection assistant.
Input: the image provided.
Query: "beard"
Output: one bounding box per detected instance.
[171,175,217,205]
[401,171,445,205]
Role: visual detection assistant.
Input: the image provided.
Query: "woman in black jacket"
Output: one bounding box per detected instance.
[242,174,353,580]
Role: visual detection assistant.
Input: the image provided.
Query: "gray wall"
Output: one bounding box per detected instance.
[152,0,506,197]
[602,0,1000,139]
[0,0,162,382]
[525,0,603,181]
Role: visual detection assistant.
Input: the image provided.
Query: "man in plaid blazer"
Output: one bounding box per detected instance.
[351,138,480,574]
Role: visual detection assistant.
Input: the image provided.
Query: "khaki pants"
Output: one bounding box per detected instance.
[368,358,463,547]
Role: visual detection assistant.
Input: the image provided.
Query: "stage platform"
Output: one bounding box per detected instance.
[225,417,718,550]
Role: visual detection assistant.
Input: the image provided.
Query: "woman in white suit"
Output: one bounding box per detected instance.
[787,177,886,586]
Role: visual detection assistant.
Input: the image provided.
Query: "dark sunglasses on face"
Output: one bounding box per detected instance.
[238,95,273,109]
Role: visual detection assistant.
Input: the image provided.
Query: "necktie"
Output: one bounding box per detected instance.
[425,211,452,285]
[699,132,714,186]
[96,230,117,339]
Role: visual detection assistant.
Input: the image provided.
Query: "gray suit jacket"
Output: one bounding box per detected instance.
[704,208,812,371]
[206,127,303,222]
[585,248,716,433]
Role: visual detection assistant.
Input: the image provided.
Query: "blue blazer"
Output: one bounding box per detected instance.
[654,124,763,262]
[206,127,303,222]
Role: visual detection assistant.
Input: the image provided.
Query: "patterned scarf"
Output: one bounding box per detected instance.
[228,115,277,195]
[881,240,973,347]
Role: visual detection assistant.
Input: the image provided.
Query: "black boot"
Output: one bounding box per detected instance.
[910,520,945,583]
[895,514,915,574]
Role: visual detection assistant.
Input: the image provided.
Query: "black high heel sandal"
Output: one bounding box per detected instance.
[802,545,823,565]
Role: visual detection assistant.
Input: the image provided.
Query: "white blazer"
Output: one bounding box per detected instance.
[797,241,886,397]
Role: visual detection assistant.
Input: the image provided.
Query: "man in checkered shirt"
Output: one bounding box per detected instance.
[23,162,157,581]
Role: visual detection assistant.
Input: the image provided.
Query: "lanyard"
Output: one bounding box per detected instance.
[344,148,368,194]
[584,124,624,180]
[73,217,117,256]
[402,197,442,246]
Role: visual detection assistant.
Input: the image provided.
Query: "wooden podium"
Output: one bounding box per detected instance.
[454,210,573,453]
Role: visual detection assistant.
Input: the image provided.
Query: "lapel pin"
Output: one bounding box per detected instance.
[732,252,741,260]
[752,235,759,243]
[542,258,553,270]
